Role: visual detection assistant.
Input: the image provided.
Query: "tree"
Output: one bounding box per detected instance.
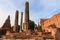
[23,20,35,31]
[29,20,35,30]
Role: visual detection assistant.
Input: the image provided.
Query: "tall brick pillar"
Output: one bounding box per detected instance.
[13,10,19,32]
[20,12,23,32]
[24,1,29,32]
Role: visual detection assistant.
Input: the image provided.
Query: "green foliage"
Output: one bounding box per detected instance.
[29,20,35,30]
[23,20,35,30]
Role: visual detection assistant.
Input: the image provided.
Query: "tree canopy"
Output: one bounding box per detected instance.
[29,20,35,30]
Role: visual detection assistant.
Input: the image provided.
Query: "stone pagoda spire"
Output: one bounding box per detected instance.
[24,1,29,32]
[2,15,11,30]
[13,10,19,32]
[20,12,23,32]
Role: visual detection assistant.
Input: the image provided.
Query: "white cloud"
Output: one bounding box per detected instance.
[0,0,17,27]
[29,0,59,24]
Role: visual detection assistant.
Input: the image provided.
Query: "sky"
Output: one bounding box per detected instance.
[0,0,60,27]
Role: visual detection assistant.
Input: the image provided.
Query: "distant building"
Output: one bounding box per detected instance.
[0,15,11,38]
[40,13,60,37]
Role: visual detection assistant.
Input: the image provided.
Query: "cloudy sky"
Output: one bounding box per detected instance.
[0,0,60,27]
